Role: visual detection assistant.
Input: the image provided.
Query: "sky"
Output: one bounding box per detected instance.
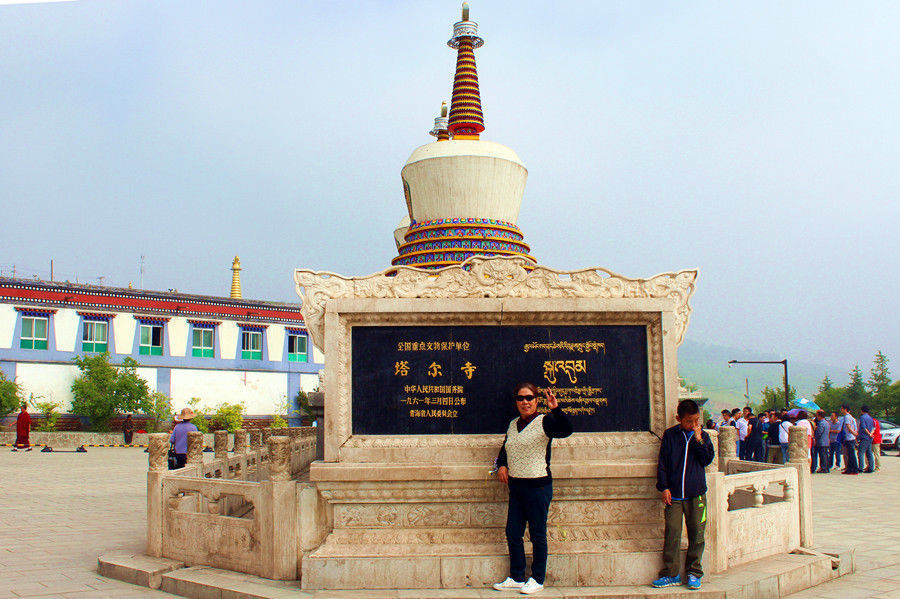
[1,1,897,377]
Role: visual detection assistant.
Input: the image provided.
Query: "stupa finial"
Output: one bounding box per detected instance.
[429,101,450,141]
[447,3,484,139]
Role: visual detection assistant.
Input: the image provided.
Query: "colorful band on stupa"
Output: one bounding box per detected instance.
[392,4,535,270]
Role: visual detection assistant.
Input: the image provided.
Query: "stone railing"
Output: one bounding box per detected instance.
[705,426,812,573]
[146,427,316,580]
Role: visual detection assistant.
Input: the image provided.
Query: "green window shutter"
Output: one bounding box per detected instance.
[20,339,33,349]
[192,347,202,357]
[22,318,33,338]
[96,343,107,353]
[34,339,47,350]
[203,348,214,358]
[83,342,93,352]
[139,345,149,355]
[151,346,162,356]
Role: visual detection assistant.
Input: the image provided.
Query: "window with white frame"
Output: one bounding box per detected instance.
[139,324,164,356]
[287,332,308,362]
[192,327,214,358]
[241,329,262,360]
[20,315,49,350]
[82,320,108,353]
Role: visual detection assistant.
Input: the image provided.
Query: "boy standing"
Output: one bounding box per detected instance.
[653,400,716,591]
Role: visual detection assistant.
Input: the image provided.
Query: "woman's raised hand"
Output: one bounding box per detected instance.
[543,388,558,410]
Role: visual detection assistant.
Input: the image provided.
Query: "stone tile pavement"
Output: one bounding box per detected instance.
[0,446,898,598]
[784,450,900,599]
[0,448,176,599]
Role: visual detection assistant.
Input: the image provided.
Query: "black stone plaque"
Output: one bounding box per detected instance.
[351,325,650,435]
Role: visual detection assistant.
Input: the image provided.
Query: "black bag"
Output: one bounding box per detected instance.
[167,443,178,470]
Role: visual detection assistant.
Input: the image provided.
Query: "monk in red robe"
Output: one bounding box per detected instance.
[15,403,31,450]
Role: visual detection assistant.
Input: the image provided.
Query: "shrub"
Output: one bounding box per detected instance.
[296,389,314,420]
[209,402,245,433]
[187,397,209,433]
[0,371,23,419]
[270,414,287,429]
[29,394,63,432]
[70,353,151,431]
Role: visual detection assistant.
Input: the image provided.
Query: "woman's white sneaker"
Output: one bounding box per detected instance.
[492,577,525,591]
[520,578,544,594]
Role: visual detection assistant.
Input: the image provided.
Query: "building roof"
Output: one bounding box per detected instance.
[0,277,303,324]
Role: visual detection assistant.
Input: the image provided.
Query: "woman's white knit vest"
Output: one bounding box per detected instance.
[505,415,551,479]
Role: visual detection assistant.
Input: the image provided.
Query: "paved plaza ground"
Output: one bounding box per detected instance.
[0,447,898,599]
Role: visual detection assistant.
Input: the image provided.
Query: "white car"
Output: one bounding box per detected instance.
[880,422,900,451]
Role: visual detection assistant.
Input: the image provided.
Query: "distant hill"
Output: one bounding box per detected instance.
[677,339,844,415]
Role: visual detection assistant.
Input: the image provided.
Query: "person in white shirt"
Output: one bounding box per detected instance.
[778,413,793,464]
[734,410,748,459]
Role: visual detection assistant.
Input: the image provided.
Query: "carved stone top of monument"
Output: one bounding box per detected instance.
[295,255,697,352]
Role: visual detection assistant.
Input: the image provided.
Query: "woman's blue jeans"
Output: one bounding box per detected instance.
[505,482,553,584]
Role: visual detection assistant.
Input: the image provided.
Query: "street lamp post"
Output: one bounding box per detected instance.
[727,359,790,410]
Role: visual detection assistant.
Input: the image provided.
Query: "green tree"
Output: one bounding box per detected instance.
[815,387,848,416]
[0,370,24,418]
[877,381,900,422]
[143,391,172,433]
[818,375,834,394]
[867,351,891,396]
[845,364,871,412]
[295,389,313,421]
[759,384,797,411]
[70,353,151,431]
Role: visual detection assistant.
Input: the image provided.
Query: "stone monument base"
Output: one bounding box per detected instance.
[100,547,854,598]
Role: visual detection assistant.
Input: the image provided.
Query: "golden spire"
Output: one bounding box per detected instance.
[230,256,242,299]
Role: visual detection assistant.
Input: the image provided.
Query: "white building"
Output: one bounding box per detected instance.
[0,272,323,419]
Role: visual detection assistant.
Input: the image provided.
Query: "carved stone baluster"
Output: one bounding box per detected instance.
[717,426,737,472]
[187,431,203,464]
[207,492,221,515]
[268,436,291,481]
[149,433,169,471]
[261,428,273,444]
[788,427,808,463]
[752,483,765,508]
[214,430,228,460]
[781,480,794,501]
[233,429,248,454]
[249,429,262,451]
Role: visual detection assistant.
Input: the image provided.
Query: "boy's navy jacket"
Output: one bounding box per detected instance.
[656,424,716,498]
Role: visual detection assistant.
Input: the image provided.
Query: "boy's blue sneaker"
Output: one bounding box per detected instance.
[651,575,681,588]
[687,574,701,590]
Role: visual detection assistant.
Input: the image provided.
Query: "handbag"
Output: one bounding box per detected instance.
[167,443,178,470]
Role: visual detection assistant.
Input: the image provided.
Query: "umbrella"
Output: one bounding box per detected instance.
[791,397,821,411]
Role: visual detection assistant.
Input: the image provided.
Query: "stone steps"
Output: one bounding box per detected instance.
[99,547,853,598]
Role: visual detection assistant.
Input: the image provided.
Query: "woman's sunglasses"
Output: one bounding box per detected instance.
[515,394,536,402]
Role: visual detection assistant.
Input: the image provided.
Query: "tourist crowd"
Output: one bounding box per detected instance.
[710,404,888,474]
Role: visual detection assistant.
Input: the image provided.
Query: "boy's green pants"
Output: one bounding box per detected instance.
[660,495,706,578]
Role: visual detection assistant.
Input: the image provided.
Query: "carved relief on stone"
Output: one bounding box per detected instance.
[295,256,698,352]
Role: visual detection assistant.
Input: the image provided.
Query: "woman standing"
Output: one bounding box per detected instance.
[492,382,572,595]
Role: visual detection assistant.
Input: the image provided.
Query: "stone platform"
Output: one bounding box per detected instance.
[99,548,852,599]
